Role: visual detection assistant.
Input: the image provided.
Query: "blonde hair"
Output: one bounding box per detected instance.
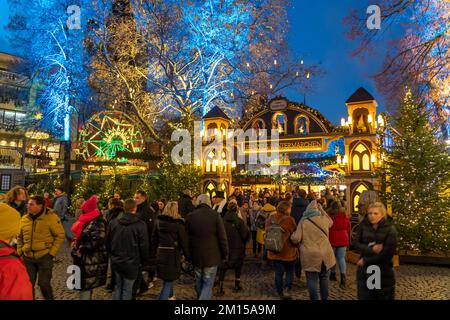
[368,202,387,217]
[162,201,181,219]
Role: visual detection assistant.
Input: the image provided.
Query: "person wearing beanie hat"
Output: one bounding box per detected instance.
[17,195,65,300]
[0,203,33,300]
[71,195,108,300]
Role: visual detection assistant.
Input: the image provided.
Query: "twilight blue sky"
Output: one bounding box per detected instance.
[0,0,400,125]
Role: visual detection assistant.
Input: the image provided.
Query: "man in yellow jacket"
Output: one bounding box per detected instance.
[17,195,65,300]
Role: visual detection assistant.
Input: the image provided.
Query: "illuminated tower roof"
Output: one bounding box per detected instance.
[203,106,230,121]
[346,87,375,103]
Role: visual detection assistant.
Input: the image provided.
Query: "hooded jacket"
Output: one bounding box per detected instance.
[106,212,150,280]
[152,215,190,281]
[17,207,66,259]
[223,209,250,265]
[186,203,228,268]
[0,240,33,300]
[291,201,336,272]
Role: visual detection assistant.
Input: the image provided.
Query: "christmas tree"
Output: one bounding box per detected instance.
[156,154,202,201]
[379,91,450,254]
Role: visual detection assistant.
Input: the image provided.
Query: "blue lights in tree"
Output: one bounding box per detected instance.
[8,0,90,141]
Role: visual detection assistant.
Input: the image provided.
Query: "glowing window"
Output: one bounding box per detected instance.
[295,115,309,135]
[351,143,371,171]
[362,154,370,170]
[272,113,287,135]
[205,182,216,198]
[352,155,360,171]
[353,184,368,212]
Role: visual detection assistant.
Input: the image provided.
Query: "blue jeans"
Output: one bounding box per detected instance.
[331,246,347,275]
[272,260,295,295]
[194,266,218,300]
[113,271,136,300]
[159,281,174,300]
[305,263,330,300]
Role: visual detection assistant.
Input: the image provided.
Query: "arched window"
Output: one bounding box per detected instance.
[206,150,217,172]
[294,115,309,135]
[207,123,218,141]
[353,183,369,212]
[220,181,228,199]
[204,181,217,199]
[351,143,371,171]
[272,112,287,135]
[252,119,265,136]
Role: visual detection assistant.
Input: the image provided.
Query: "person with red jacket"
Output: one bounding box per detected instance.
[327,200,351,288]
[0,203,33,300]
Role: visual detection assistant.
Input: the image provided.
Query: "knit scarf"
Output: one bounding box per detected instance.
[300,208,321,221]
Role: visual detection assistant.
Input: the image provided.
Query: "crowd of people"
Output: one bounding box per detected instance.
[0,184,397,301]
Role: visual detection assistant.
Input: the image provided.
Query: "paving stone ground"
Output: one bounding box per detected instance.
[35,242,450,300]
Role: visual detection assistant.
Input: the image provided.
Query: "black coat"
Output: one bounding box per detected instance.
[353,216,397,288]
[72,216,109,290]
[222,210,249,265]
[291,197,309,225]
[186,204,229,268]
[106,213,150,280]
[152,215,190,281]
[136,201,157,254]
[178,195,195,219]
[105,207,124,225]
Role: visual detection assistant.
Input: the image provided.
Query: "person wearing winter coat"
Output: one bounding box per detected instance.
[249,201,263,257]
[212,191,228,218]
[353,202,397,300]
[52,187,69,220]
[185,194,228,300]
[178,190,195,219]
[217,200,250,296]
[265,201,298,300]
[103,197,124,292]
[17,196,66,300]
[152,201,190,300]
[104,198,125,225]
[327,200,351,288]
[106,199,150,300]
[5,185,28,216]
[71,195,109,300]
[257,199,277,260]
[0,203,33,300]
[291,200,335,301]
[291,189,309,225]
[133,190,157,296]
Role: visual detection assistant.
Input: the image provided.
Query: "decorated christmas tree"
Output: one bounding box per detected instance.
[156,154,202,201]
[379,91,450,254]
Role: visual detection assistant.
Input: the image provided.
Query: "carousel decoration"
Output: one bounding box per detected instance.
[77,111,145,162]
